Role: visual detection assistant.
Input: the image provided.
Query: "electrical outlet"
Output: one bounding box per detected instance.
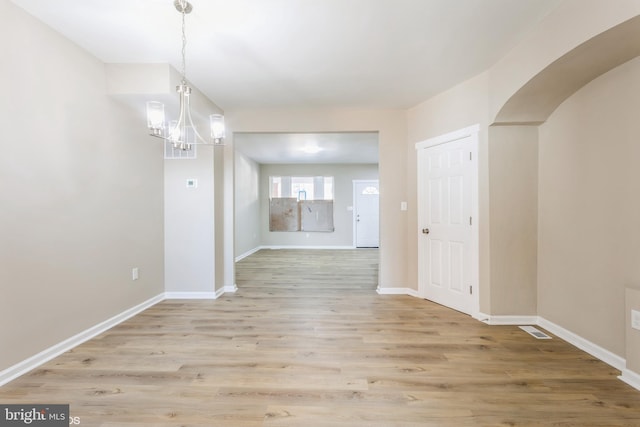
[632,309,640,331]
[132,267,139,281]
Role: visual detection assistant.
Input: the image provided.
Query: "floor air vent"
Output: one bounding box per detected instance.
[519,326,552,339]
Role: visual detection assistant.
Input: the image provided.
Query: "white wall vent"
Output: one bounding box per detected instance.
[164,140,196,160]
[519,325,552,339]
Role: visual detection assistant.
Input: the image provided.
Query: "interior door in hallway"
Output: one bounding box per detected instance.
[354,180,379,248]
[417,133,476,315]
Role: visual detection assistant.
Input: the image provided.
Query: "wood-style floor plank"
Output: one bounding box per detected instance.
[1,248,639,426]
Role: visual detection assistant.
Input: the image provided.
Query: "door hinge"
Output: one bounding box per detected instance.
[469,286,473,295]
[470,152,472,161]
[469,216,472,226]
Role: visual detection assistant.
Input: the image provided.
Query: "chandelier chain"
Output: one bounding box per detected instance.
[180,4,187,84]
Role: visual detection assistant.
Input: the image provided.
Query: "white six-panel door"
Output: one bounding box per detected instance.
[417,127,478,316]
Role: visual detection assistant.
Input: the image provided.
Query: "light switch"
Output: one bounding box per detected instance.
[186,178,198,188]
[400,201,408,211]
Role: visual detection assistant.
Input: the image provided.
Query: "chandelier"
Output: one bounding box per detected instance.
[146,0,225,150]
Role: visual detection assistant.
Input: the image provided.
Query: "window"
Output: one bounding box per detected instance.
[269,176,334,201]
[362,186,379,195]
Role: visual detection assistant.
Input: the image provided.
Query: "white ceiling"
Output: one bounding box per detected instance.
[234,132,378,164]
[11,0,561,164]
[10,0,562,111]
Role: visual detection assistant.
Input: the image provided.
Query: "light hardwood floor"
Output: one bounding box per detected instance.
[1,249,639,426]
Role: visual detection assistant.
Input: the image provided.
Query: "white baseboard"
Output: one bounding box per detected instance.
[619,369,640,391]
[480,314,539,326]
[165,291,220,300]
[264,245,356,250]
[474,313,636,390]
[1,284,243,387]
[477,315,627,373]
[224,284,238,293]
[0,293,165,387]
[377,287,419,297]
[538,317,626,372]
[235,245,366,262]
[407,288,420,298]
[235,245,369,262]
[475,314,628,373]
[235,247,261,262]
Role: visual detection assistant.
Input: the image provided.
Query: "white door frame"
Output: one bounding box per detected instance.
[352,179,380,248]
[415,124,480,318]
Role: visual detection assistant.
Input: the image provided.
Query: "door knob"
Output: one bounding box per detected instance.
[422,228,430,234]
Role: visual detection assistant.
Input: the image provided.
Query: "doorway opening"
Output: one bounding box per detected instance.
[233,131,380,288]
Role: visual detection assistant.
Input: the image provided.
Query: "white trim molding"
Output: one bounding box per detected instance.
[620,369,640,391]
[479,315,627,373]
[235,247,261,262]
[236,246,361,262]
[480,314,539,326]
[474,314,638,391]
[166,284,239,300]
[224,284,238,293]
[0,285,245,387]
[377,287,420,298]
[0,293,165,387]
[165,291,220,300]
[415,123,481,150]
[537,317,626,372]
[263,245,356,250]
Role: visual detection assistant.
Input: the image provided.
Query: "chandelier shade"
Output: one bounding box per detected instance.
[146,101,165,137]
[146,0,225,150]
[210,114,226,143]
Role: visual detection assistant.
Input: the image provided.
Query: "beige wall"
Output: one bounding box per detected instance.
[107,63,225,295]
[223,143,236,288]
[538,56,640,356]
[259,164,378,248]
[164,149,216,293]
[407,1,640,330]
[235,152,262,258]
[488,126,538,315]
[406,85,543,320]
[407,72,491,312]
[626,287,640,374]
[214,145,226,291]
[226,109,407,289]
[159,67,225,294]
[489,0,640,122]
[0,0,164,371]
